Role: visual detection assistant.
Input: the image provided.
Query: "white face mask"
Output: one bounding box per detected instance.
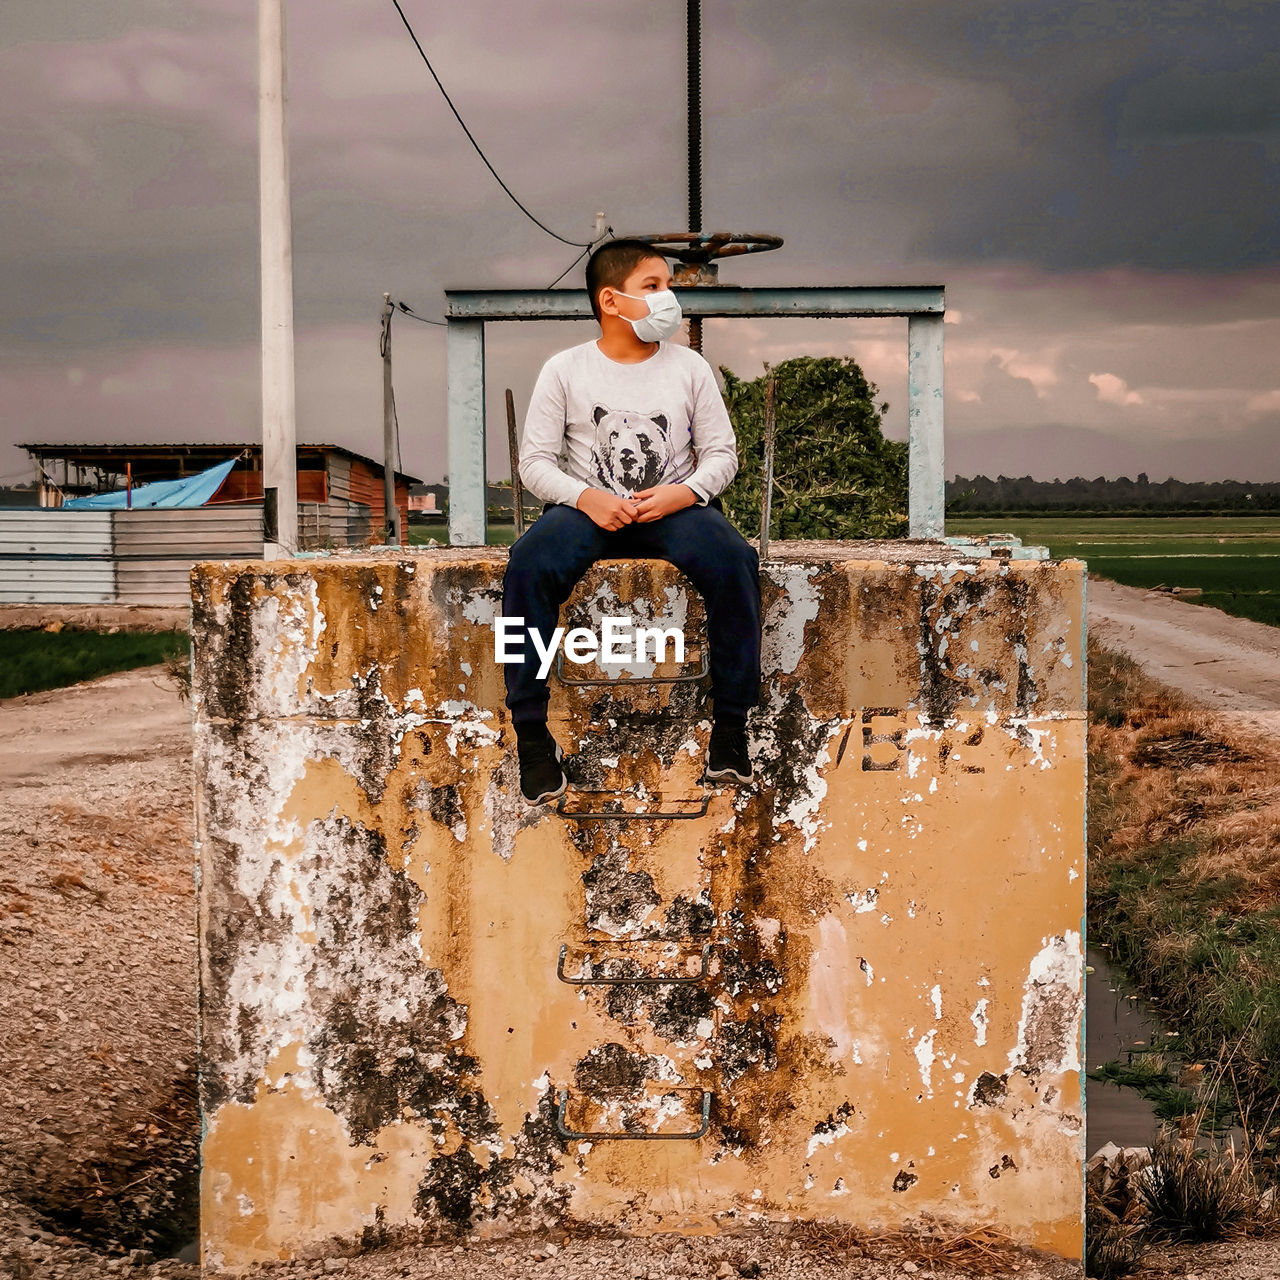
[613,288,683,343]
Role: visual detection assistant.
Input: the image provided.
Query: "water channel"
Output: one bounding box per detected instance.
[1086,943,1174,1154]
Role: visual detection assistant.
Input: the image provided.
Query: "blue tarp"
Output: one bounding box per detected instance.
[63,456,239,510]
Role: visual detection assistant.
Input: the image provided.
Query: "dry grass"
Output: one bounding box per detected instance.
[1088,636,1280,1133]
[789,1218,1032,1276]
[1142,1128,1264,1242]
[1087,1045,1280,1277]
[892,1225,1026,1274]
[1089,643,1280,919]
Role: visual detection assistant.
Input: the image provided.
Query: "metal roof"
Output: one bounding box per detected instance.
[19,441,423,485]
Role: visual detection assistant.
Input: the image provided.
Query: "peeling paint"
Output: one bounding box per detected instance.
[193,547,1087,1267]
[1009,932,1085,1076]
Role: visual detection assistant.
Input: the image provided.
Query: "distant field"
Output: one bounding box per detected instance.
[948,516,1280,627]
[409,515,1278,627]
[408,522,519,546]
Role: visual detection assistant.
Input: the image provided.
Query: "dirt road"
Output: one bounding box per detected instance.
[1087,578,1280,734]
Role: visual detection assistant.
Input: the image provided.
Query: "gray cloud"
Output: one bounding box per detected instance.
[1,0,1278,487]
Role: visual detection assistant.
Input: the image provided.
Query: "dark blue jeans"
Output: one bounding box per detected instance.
[502,500,761,725]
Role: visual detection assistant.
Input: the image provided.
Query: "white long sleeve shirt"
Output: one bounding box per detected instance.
[517,339,739,509]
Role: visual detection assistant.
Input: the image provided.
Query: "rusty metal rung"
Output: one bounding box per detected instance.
[553,647,709,686]
[554,791,711,820]
[554,1090,712,1142]
[557,943,711,986]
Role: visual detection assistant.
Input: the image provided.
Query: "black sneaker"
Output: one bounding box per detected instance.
[517,728,566,805]
[705,722,753,784]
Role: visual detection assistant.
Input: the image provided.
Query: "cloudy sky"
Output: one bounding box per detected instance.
[2,0,1277,487]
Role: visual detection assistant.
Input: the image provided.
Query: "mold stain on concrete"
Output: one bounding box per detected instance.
[194,549,1087,1264]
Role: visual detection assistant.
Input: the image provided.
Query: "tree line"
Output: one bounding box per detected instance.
[947,474,1280,515]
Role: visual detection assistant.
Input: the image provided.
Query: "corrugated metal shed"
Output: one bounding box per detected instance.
[298,501,372,549]
[0,510,116,604]
[0,506,263,606]
[114,508,267,605]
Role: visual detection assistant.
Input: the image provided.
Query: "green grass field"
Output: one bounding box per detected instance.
[948,516,1280,627]
[0,628,189,700]
[408,522,519,546]
[410,515,1279,626]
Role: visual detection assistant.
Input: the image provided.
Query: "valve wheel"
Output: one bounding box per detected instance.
[633,231,783,263]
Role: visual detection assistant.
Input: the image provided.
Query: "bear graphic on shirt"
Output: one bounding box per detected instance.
[589,406,672,494]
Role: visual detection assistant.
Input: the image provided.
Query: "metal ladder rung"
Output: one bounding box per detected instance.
[554,791,711,820]
[554,1089,712,1141]
[553,647,709,686]
[557,942,711,986]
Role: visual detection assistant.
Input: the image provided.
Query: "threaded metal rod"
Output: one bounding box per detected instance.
[687,0,702,235]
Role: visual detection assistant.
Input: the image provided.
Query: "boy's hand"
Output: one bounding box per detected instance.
[577,488,640,530]
[633,484,699,522]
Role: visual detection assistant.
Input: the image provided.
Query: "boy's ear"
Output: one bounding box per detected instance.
[593,405,608,425]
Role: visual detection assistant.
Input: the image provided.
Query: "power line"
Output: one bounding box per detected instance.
[390,383,404,486]
[388,220,613,326]
[547,247,590,290]
[547,224,615,289]
[393,300,445,327]
[389,0,593,248]
[387,213,614,333]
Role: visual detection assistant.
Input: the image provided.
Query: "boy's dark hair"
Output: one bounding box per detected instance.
[585,239,668,323]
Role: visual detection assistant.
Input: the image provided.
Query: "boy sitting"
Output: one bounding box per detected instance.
[502,239,762,804]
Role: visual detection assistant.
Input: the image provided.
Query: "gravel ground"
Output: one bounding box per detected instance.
[2,641,1278,1280]
[0,603,188,633]
[0,666,200,1280]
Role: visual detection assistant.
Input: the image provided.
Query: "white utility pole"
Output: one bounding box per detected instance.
[259,0,298,558]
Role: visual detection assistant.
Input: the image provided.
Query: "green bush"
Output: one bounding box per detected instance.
[719,356,908,541]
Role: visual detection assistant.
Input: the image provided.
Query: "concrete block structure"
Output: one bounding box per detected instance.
[191,543,1086,1270]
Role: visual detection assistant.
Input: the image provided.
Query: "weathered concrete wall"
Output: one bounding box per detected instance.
[191,543,1086,1271]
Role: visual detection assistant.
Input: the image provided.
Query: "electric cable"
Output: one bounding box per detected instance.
[389,0,592,247]
[547,246,591,291]
[394,300,446,327]
[547,224,615,289]
[391,385,404,489]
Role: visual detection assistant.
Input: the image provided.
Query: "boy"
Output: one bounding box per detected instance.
[502,239,762,804]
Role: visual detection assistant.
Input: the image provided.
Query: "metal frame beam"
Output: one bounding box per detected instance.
[444,286,946,544]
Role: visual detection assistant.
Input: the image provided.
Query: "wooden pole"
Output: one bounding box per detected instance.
[759,370,776,561]
[505,388,526,540]
[381,294,400,545]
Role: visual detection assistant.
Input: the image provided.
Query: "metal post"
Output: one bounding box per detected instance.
[907,313,945,540]
[505,388,526,540]
[259,0,298,558]
[447,319,487,546]
[380,294,400,545]
[759,371,776,561]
